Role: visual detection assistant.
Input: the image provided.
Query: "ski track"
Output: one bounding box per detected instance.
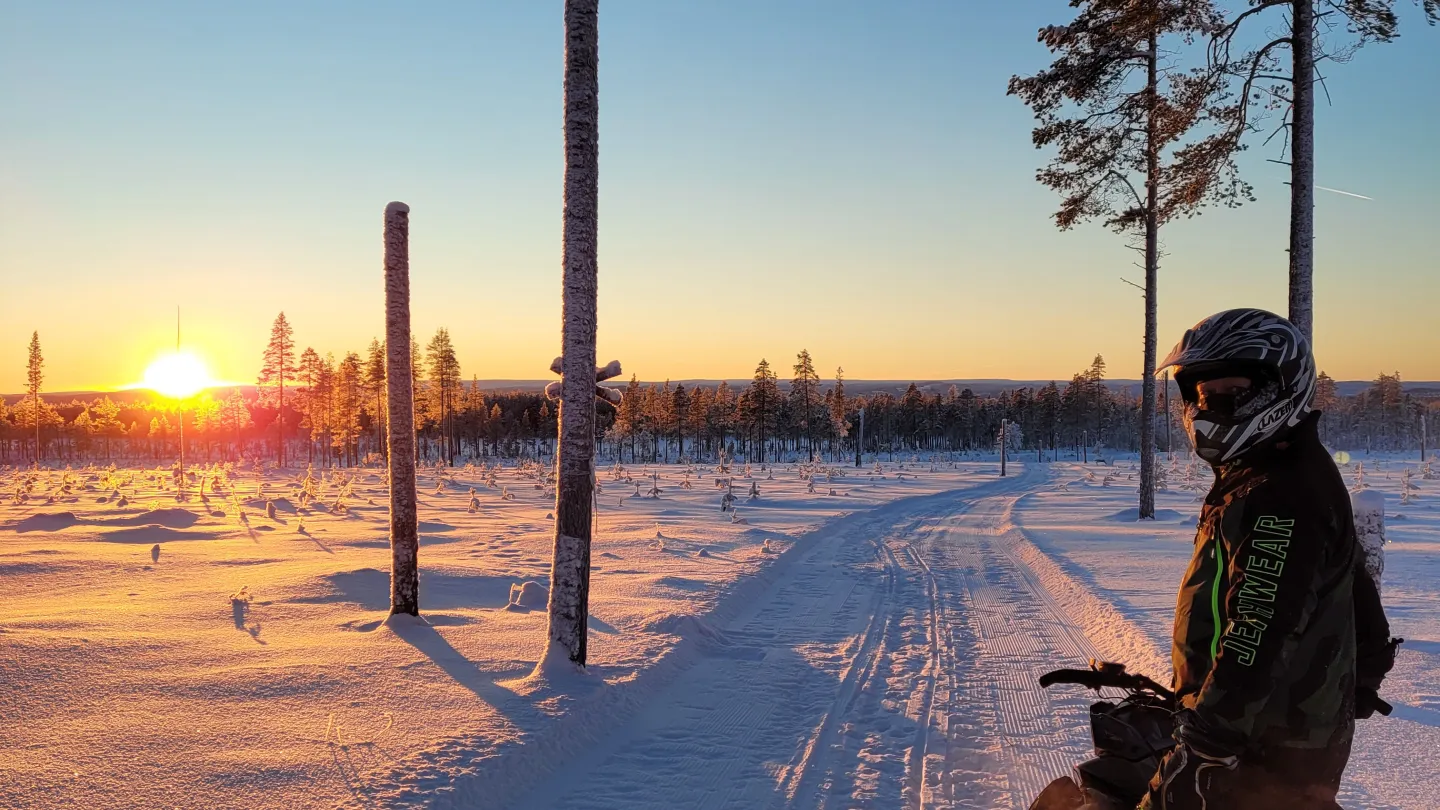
[497,464,1128,810]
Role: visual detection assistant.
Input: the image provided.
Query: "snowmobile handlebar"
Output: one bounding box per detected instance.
[1038,662,1174,702]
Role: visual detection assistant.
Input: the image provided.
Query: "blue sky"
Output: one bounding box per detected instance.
[1,0,1436,392]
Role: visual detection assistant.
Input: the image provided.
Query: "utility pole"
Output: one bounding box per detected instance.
[177,307,186,499]
[1000,419,1008,477]
[1421,404,1429,463]
[855,407,865,468]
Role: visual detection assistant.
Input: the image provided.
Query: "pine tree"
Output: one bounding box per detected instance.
[384,202,420,616]
[257,313,297,466]
[1208,0,1436,344]
[1011,0,1246,517]
[546,0,602,669]
[26,331,43,465]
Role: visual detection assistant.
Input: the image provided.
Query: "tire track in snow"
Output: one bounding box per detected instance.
[508,481,1024,810]
[389,466,1158,809]
[897,468,1103,808]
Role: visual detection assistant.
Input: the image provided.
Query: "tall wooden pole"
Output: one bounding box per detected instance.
[1000,420,1008,477]
[855,407,864,468]
[177,307,185,498]
[384,202,420,616]
[545,0,601,667]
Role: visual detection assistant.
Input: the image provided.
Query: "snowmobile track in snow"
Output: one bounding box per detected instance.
[421,465,1143,809]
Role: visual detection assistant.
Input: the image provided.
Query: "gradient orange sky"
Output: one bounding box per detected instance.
[3,2,1437,394]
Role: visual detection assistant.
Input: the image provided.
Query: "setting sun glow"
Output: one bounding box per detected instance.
[142,352,214,399]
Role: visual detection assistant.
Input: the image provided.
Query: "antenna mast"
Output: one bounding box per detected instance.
[177,306,185,498]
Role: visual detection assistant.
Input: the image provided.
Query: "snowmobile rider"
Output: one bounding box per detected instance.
[1139,309,1399,810]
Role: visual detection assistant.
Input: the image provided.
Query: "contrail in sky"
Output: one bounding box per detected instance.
[1316,185,1373,201]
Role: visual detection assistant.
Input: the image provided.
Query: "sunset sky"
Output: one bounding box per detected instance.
[2,1,1437,394]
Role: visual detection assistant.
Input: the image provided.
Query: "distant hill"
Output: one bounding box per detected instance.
[7,378,1436,403]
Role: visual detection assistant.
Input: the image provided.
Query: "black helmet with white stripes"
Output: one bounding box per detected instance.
[1159,308,1317,465]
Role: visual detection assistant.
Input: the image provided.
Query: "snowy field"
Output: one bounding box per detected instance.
[1,455,1436,809]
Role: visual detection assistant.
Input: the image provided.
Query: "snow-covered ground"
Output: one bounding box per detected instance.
[1,454,1435,809]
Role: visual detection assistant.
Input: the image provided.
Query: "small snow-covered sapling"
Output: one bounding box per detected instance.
[720,482,736,512]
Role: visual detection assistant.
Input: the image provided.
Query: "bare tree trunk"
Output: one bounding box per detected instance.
[545,0,601,668]
[384,202,420,616]
[1289,0,1316,345]
[1139,30,1160,521]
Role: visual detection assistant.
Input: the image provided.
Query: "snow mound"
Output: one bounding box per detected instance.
[1105,507,1187,523]
[9,512,80,533]
[508,580,549,611]
[642,613,729,645]
[103,508,199,529]
[247,497,295,513]
[505,641,602,697]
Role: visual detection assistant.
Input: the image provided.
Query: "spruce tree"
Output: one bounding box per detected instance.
[365,338,387,460]
[26,331,43,466]
[671,383,690,461]
[790,350,821,461]
[257,313,297,466]
[748,359,779,463]
[829,367,850,461]
[426,328,461,463]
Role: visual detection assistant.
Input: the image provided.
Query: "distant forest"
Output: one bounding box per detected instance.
[2,323,1434,467]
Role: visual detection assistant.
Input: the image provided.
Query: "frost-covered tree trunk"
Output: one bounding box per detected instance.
[384,202,420,616]
[545,0,601,668]
[1289,0,1316,345]
[1138,29,1160,521]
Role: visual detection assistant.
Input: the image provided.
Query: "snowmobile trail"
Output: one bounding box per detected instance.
[509,464,1118,810]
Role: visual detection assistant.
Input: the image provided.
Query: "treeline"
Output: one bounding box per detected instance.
[4,337,1433,466]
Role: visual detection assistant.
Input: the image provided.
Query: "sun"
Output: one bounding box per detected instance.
[143,352,215,399]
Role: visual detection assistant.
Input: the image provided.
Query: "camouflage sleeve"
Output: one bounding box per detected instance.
[1190,489,1327,740]
[1353,566,1394,690]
